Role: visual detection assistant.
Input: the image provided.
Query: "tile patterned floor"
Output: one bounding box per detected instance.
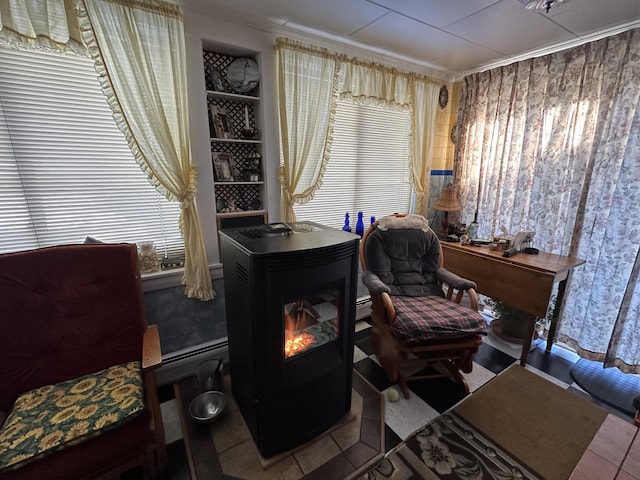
[568,413,640,480]
[171,369,384,480]
[128,318,636,479]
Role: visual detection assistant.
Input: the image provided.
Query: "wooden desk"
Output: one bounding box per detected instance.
[441,242,585,365]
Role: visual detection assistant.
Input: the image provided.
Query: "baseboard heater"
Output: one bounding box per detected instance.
[156,337,229,386]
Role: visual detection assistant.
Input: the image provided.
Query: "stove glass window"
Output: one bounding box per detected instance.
[283,289,340,359]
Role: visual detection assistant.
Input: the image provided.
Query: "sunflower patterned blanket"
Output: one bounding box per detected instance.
[0,361,144,472]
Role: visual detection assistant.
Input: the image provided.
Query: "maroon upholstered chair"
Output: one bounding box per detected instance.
[0,244,166,479]
[360,214,487,398]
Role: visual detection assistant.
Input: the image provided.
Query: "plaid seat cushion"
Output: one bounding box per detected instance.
[391,295,488,343]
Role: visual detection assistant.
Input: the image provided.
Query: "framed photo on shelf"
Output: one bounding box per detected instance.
[210,105,232,139]
[209,67,226,92]
[212,152,234,182]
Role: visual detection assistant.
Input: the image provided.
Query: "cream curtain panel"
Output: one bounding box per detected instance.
[276,37,441,218]
[410,78,440,215]
[275,38,338,222]
[455,28,640,372]
[0,0,214,300]
[78,0,213,300]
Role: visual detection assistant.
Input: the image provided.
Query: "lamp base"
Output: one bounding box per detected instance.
[440,211,450,238]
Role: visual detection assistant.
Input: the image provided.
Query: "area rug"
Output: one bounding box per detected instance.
[362,365,608,480]
[570,357,640,417]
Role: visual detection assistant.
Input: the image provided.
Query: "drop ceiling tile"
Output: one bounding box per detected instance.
[188,0,640,74]
[351,12,476,62]
[235,0,390,36]
[366,0,501,28]
[445,0,576,56]
[547,0,640,37]
[431,44,508,73]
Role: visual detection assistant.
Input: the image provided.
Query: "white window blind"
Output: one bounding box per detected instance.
[293,100,412,229]
[0,47,183,258]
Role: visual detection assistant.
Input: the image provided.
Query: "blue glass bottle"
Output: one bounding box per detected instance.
[355,211,365,237]
[342,213,352,232]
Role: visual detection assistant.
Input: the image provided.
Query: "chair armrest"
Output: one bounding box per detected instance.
[142,324,162,371]
[369,291,397,326]
[436,267,477,291]
[437,268,480,310]
[362,270,391,295]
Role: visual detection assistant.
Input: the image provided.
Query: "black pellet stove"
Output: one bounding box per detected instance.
[220,221,359,458]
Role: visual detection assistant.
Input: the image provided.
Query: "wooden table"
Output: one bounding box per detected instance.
[441,242,585,365]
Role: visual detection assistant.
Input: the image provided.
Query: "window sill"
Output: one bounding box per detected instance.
[141,263,223,292]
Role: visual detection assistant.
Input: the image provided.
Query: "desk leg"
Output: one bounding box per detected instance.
[520,316,537,366]
[546,277,569,352]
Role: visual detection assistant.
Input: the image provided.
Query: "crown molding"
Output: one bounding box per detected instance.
[452,19,640,81]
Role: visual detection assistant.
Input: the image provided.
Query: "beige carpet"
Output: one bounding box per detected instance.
[363,365,609,480]
[455,365,608,480]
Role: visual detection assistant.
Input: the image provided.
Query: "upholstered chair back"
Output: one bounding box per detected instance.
[0,244,146,411]
[363,227,444,297]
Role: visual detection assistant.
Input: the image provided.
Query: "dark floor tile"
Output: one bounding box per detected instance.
[384,424,402,453]
[166,440,191,480]
[120,440,189,480]
[525,346,576,384]
[193,454,224,480]
[473,342,517,374]
[303,452,355,480]
[353,371,381,403]
[407,369,468,413]
[353,357,392,392]
[345,441,378,468]
[360,417,382,452]
[158,383,176,403]
[354,329,374,356]
[121,466,143,480]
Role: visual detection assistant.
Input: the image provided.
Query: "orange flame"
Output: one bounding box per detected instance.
[284,332,315,358]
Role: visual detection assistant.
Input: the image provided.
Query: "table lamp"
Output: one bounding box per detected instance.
[433,186,462,237]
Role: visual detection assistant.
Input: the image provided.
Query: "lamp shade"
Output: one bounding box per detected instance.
[434,187,462,212]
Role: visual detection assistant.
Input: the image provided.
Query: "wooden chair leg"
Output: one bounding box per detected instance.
[397,375,411,399]
[451,369,470,394]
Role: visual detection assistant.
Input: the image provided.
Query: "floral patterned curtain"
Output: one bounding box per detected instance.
[454,28,640,372]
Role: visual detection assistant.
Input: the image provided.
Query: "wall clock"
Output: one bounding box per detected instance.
[450,124,458,144]
[226,58,260,93]
[439,84,449,109]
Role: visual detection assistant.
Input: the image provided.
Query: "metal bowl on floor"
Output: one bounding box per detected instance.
[189,391,227,423]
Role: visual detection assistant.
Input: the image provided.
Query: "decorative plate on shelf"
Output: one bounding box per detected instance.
[226,58,260,93]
